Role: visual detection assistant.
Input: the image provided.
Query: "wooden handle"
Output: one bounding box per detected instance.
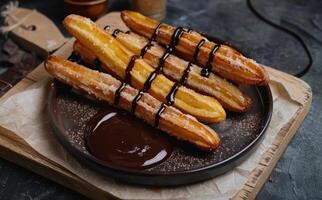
[4,8,66,58]
[3,8,130,58]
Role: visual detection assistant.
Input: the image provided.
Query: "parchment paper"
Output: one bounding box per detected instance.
[0,75,301,200]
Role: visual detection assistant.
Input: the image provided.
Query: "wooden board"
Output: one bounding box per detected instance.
[0,12,312,200]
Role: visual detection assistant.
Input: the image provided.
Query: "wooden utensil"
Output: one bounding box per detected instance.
[1,7,66,58]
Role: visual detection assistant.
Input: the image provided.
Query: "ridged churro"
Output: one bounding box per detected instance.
[121,10,269,85]
[74,31,252,112]
[63,14,226,123]
[45,56,221,150]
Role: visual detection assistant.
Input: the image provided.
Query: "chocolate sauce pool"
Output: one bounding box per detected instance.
[85,107,173,170]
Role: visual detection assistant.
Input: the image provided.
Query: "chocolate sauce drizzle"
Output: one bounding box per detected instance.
[131,23,220,127]
[104,25,110,31]
[114,82,127,105]
[111,28,130,38]
[67,51,81,63]
[151,26,186,127]
[101,27,138,106]
[179,63,193,86]
[201,44,221,77]
[94,58,101,69]
[127,26,186,127]
[101,23,221,128]
[154,82,180,127]
[108,24,164,114]
[113,55,139,106]
[193,39,206,63]
[125,55,139,83]
[140,42,154,57]
[186,28,193,33]
[179,39,207,85]
[112,29,122,37]
[140,23,162,58]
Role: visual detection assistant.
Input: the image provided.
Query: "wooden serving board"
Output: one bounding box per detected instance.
[0,12,312,200]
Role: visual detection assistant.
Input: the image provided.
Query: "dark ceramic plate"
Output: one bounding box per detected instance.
[47,81,272,186]
[47,35,272,186]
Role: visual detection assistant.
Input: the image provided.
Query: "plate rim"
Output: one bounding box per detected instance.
[46,34,273,184]
[47,80,273,177]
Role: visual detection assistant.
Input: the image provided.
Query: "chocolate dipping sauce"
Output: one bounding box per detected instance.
[85,107,173,170]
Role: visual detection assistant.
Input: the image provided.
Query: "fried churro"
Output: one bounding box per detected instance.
[121,10,269,85]
[63,14,226,123]
[45,56,221,150]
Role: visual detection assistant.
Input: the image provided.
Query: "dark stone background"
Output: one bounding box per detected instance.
[0,0,321,199]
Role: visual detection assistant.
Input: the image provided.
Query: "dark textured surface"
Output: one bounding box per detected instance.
[0,0,321,199]
[0,39,41,96]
